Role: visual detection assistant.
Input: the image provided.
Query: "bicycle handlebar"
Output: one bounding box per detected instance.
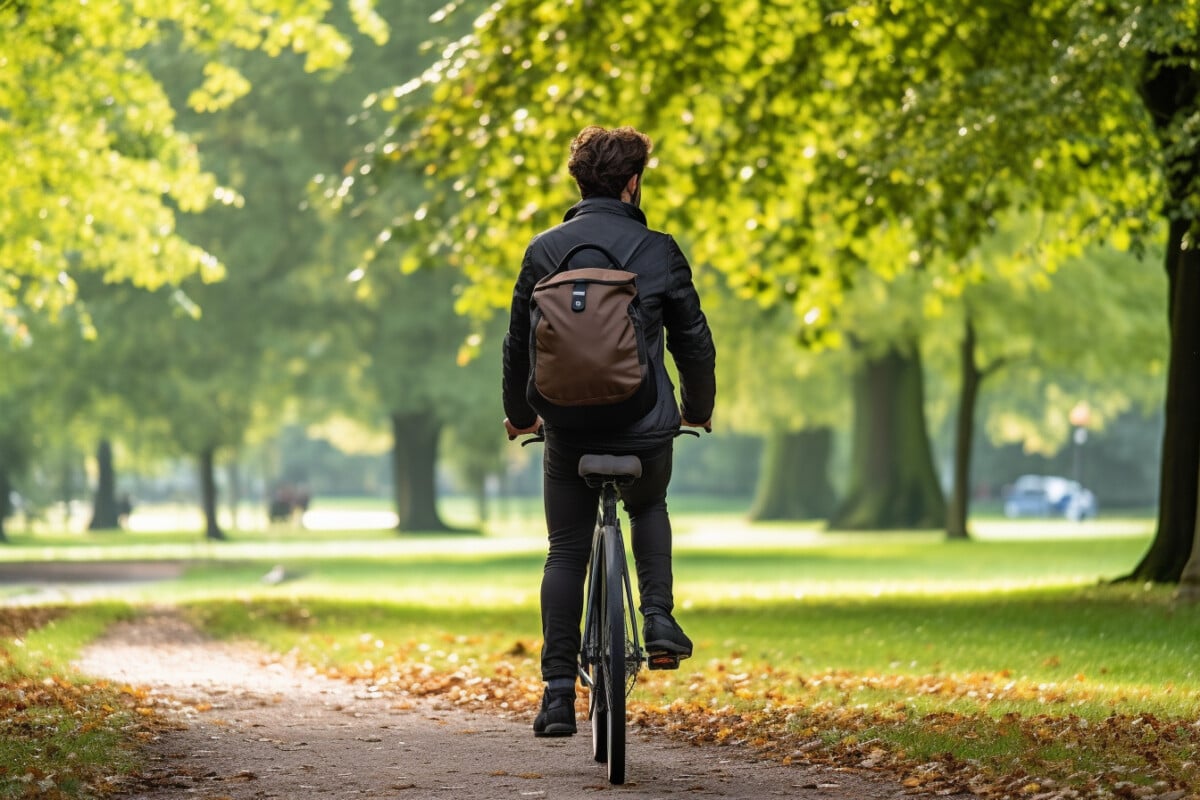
[511,427,705,447]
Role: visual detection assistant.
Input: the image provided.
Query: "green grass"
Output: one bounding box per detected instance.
[0,603,143,799]
[2,506,1193,796]
[176,577,1199,715]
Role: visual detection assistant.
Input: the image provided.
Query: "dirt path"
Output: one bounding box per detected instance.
[76,610,962,800]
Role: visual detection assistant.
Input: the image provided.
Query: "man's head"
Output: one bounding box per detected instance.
[568,125,652,205]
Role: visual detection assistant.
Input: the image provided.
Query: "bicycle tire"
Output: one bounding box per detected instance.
[588,534,608,765]
[601,524,626,784]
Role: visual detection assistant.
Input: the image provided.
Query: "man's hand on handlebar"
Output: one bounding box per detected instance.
[504,416,544,440]
[506,413,708,438]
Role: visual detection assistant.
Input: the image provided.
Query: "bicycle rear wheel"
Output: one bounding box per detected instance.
[600,524,626,784]
[588,536,608,765]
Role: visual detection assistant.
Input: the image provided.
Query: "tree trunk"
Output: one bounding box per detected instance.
[59,459,71,526]
[0,466,10,543]
[1126,51,1200,583]
[1128,217,1200,581]
[946,319,983,541]
[199,447,226,541]
[749,427,835,521]
[830,344,946,530]
[391,412,452,533]
[1176,461,1200,604]
[226,460,242,531]
[88,439,121,531]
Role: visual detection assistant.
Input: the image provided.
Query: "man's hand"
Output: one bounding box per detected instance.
[504,417,543,439]
[681,412,712,433]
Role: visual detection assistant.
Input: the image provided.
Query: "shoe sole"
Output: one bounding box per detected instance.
[534,723,577,737]
[646,640,692,671]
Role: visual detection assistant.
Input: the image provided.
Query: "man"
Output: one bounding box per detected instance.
[503,125,717,737]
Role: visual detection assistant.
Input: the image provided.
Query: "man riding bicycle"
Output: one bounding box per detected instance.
[502,125,717,737]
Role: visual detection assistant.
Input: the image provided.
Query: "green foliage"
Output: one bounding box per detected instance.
[344,1,1194,507]
[356,0,1196,335]
[924,235,1169,457]
[0,0,390,535]
[0,0,374,325]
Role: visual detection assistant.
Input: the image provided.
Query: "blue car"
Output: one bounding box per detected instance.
[1003,475,1097,521]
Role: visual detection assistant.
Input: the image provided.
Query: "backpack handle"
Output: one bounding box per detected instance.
[550,243,625,276]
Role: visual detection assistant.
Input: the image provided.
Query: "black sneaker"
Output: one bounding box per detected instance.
[643,611,693,664]
[532,688,576,737]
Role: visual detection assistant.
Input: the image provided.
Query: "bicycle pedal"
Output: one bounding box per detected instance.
[647,652,682,670]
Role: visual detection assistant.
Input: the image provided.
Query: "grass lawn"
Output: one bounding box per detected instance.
[1,503,1196,797]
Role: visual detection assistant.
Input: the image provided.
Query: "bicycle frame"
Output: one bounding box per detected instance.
[581,482,644,672]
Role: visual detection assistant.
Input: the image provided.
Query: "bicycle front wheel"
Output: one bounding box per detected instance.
[600,524,626,784]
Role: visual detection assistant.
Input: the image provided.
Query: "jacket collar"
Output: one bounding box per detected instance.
[562,196,648,226]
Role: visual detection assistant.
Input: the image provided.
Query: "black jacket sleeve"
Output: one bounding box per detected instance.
[502,247,540,429]
[661,237,716,424]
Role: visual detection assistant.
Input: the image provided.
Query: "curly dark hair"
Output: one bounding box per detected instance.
[567,125,652,199]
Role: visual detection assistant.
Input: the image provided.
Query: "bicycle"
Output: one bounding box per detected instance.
[519,429,699,785]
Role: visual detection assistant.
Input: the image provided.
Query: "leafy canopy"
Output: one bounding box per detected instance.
[0,0,384,334]
[344,0,1194,353]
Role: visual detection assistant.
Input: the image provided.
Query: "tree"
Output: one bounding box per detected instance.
[711,289,847,521]
[928,226,1168,539]
[87,440,120,531]
[0,0,381,318]
[0,318,62,539]
[2,1,386,536]
[1128,37,1200,585]
[370,267,472,532]
[354,1,1199,550]
[299,0,494,532]
[61,279,261,539]
[339,2,978,530]
[142,0,503,537]
[0,302,108,538]
[825,2,1196,565]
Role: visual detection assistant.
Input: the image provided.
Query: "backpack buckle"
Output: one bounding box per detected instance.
[571,281,587,312]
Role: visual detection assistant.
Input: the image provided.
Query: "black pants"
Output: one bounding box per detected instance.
[539,436,675,681]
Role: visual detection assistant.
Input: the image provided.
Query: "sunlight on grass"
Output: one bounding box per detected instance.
[2,508,1194,799]
[0,605,143,798]
[0,508,1154,619]
[177,579,1200,796]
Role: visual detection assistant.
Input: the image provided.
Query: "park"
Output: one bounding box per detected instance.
[2,1,1200,798]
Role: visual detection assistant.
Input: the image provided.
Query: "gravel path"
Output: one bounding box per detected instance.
[76,610,962,800]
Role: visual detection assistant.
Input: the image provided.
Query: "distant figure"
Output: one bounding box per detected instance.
[294,485,311,529]
[116,494,133,528]
[267,484,311,526]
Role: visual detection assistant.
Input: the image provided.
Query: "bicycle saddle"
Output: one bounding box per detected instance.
[578,454,643,487]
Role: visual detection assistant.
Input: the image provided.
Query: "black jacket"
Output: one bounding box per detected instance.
[502,197,716,450]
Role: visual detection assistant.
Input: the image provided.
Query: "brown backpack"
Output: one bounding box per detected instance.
[526,243,658,429]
